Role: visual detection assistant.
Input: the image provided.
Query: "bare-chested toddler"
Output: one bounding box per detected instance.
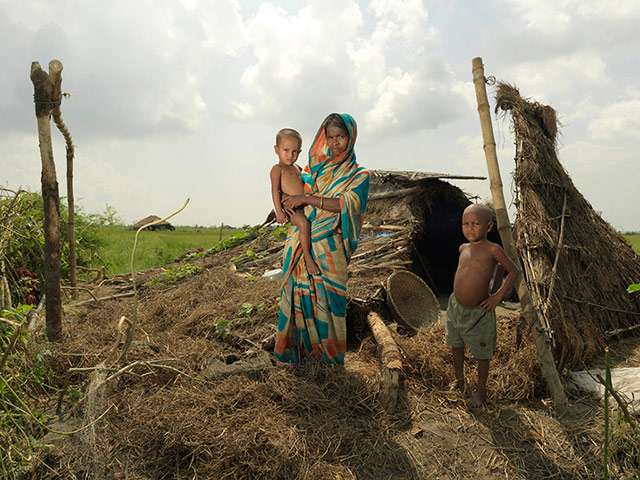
[270,128,320,276]
[446,204,520,407]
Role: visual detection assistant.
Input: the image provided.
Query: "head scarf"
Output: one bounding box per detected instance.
[301,113,369,261]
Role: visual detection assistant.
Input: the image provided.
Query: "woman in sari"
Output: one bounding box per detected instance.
[274,113,370,364]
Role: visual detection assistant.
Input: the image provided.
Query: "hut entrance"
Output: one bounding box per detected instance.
[412,195,466,296]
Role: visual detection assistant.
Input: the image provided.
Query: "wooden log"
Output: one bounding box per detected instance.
[472,57,567,414]
[31,60,63,342]
[366,311,402,412]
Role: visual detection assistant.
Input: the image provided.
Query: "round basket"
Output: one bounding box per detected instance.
[386,270,440,332]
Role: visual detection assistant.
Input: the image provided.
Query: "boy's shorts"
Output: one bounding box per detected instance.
[445,294,496,360]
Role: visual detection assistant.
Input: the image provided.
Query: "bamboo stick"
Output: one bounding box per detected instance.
[472,57,567,414]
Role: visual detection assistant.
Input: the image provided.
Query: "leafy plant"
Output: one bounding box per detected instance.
[627,284,640,293]
[215,319,231,338]
[144,263,202,287]
[237,302,264,318]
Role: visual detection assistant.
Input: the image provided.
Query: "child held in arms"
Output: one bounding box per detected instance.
[270,128,320,275]
[446,203,520,407]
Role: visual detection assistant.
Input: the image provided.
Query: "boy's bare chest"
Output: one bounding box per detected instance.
[279,164,301,180]
[460,246,495,271]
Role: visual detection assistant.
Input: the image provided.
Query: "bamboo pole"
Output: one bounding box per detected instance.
[31,60,63,342]
[471,57,567,414]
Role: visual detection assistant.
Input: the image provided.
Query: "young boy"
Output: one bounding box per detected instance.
[446,203,520,407]
[270,128,320,276]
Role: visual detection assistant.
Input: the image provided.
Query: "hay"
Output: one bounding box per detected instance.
[495,83,640,370]
[19,229,640,479]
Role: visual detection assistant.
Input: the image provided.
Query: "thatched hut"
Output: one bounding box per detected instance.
[131,215,175,231]
[495,83,640,370]
[347,170,491,320]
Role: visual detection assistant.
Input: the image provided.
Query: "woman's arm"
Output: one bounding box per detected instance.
[282,194,341,213]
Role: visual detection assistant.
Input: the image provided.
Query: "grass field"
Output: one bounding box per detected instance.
[94,229,640,276]
[625,235,640,254]
[95,226,239,275]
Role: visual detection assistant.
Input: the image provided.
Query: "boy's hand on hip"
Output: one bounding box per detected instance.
[480,294,500,312]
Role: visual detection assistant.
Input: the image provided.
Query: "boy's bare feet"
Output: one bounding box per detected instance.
[448,379,464,391]
[304,254,321,276]
[467,391,486,408]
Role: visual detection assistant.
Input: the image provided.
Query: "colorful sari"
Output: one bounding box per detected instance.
[274,113,370,364]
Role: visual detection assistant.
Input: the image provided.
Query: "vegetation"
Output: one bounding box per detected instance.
[96,225,239,274]
[0,305,55,478]
[0,189,110,306]
[623,235,640,254]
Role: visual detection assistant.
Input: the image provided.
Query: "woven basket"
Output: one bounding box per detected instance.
[386,270,440,332]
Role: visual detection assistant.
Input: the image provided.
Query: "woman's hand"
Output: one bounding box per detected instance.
[281,194,307,215]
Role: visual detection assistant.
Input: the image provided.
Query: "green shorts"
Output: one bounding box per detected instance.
[445,294,496,360]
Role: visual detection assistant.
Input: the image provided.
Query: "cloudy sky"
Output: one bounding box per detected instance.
[2,0,639,230]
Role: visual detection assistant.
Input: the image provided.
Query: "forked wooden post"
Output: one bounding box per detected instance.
[471,57,567,414]
[31,60,63,341]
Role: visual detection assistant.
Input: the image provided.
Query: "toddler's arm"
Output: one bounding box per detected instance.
[269,165,287,223]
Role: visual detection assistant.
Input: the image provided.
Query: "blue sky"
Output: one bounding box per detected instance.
[2,0,639,230]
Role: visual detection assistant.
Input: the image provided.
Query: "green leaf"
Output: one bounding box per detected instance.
[628,284,640,293]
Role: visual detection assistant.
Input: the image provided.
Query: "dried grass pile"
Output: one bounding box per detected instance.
[495,83,640,370]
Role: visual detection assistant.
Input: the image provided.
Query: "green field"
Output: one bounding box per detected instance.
[95,226,239,275]
[625,235,640,254]
[94,230,640,276]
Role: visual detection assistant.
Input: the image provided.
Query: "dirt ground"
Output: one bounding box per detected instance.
[25,234,640,479]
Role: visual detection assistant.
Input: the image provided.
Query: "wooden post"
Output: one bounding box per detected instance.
[472,57,567,414]
[51,79,76,295]
[31,60,63,342]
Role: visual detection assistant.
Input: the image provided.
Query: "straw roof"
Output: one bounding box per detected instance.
[495,83,640,370]
[131,215,174,230]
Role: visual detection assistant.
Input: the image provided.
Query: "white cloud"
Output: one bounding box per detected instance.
[507,52,607,99]
[587,92,640,142]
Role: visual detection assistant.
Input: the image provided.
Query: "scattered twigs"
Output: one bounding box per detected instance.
[69,292,134,308]
[61,285,98,302]
[605,323,640,337]
[77,265,106,283]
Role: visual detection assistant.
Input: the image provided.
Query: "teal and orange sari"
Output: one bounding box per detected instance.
[274,113,370,364]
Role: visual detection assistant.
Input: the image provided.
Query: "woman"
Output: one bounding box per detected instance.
[274,113,370,364]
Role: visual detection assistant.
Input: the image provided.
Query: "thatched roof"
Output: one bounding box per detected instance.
[131,215,174,230]
[495,83,640,370]
[347,169,485,326]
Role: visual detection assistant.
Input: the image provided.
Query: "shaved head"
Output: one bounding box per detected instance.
[463,204,494,223]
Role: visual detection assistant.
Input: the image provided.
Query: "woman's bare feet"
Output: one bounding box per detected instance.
[304,254,321,276]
